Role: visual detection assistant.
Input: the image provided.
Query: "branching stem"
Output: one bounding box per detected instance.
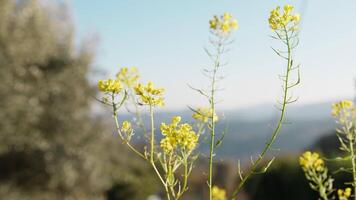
[229,27,295,199]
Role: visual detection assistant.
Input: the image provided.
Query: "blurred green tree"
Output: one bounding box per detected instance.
[0,0,157,199]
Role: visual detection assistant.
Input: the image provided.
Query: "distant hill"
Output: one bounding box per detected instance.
[223,101,335,121]
[95,100,337,163]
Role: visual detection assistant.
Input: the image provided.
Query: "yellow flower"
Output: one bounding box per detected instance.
[98,79,122,94]
[223,13,232,21]
[171,116,181,125]
[192,107,219,123]
[134,81,165,106]
[299,151,325,172]
[121,121,132,133]
[209,16,218,29]
[160,137,177,154]
[120,121,133,141]
[116,67,140,88]
[332,100,353,117]
[230,19,238,30]
[268,4,300,31]
[338,188,352,200]
[160,116,198,154]
[209,12,238,34]
[212,186,226,200]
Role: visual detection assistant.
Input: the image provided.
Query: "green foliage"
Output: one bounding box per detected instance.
[245,158,319,200]
[0,0,157,199]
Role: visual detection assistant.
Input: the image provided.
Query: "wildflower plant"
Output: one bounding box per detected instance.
[228,5,301,199]
[97,70,199,200]
[332,100,355,200]
[299,151,334,200]
[158,116,199,199]
[189,12,238,200]
[300,100,355,200]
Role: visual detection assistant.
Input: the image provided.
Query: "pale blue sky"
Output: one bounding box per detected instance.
[71,0,355,110]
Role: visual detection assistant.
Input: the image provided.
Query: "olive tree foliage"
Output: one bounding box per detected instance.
[0,1,157,199]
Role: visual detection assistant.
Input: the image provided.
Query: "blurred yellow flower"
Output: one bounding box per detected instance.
[212,186,226,200]
[299,151,325,172]
[121,121,132,133]
[268,4,300,31]
[160,116,198,154]
[338,188,352,200]
[332,100,354,117]
[134,81,165,106]
[192,107,219,123]
[209,12,238,34]
[116,67,140,88]
[98,79,122,94]
[160,137,177,154]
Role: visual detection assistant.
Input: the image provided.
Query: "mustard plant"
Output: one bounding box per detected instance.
[300,151,334,200]
[97,68,200,200]
[230,5,301,199]
[190,5,301,200]
[189,12,238,200]
[300,100,355,200]
[333,100,356,200]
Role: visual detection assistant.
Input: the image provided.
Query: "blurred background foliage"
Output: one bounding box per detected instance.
[0,0,157,199]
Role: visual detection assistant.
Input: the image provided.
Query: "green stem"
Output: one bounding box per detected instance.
[229,28,293,199]
[148,105,171,200]
[316,173,329,200]
[129,90,148,136]
[349,135,356,200]
[176,156,189,200]
[208,39,222,200]
[111,94,146,159]
[150,105,155,163]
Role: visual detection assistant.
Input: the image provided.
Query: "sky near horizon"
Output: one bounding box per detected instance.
[71,0,355,110]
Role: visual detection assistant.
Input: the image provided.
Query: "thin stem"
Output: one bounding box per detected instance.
[148,105,171,200]
[349,133,356,200]
[111,94,146,159]
[128,90,148,136]
[229,28,293,199]
[208,38,222,200]
[125,142,146,159]
[150,105,155,163]
[176,156,189,200]
[316,173,329,200]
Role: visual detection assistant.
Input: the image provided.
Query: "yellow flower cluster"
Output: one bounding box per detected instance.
[332,100,355,117]
[209,12,238,34]
[192,107,219,123]
[134,81,165,106]
[116,67,140,88]
[338,188,352,200]
[268,4,300,31]
[98,79,122,94]
[160,116,198,154]
[299,151,325,172]
[212,186,227,200]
